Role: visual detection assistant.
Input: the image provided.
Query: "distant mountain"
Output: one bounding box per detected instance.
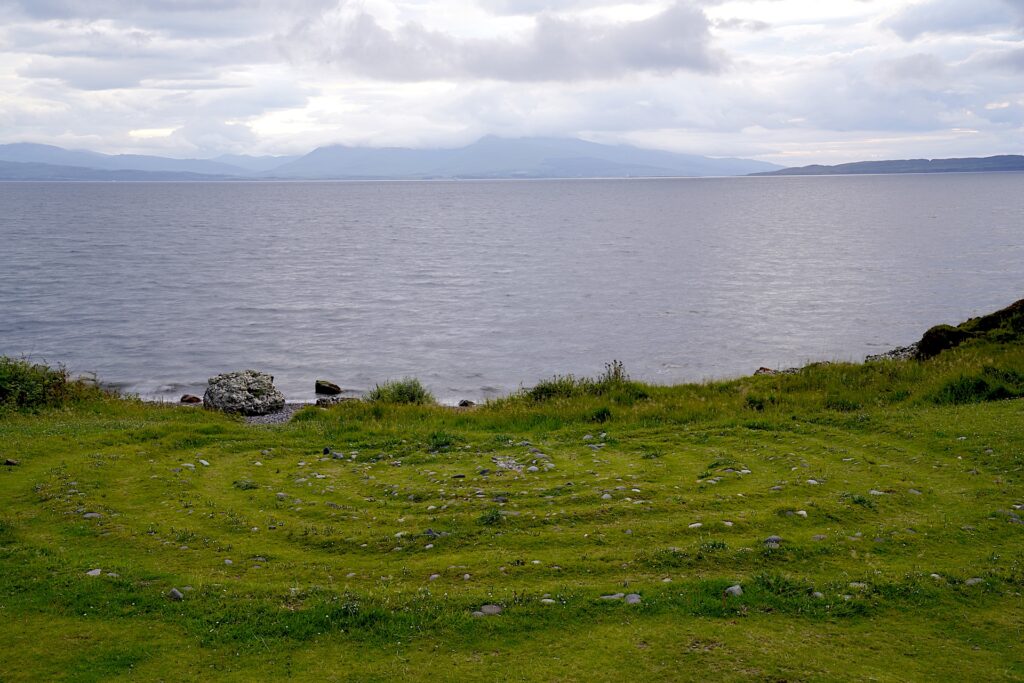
[269,136,781,179]
[0,138,781,181]
[0,159,229,181]
[752,155,1024,176]
[211,153,300,172]
[0,143,251,176]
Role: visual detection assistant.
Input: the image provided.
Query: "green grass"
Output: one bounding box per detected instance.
[365,378,435,405]
[2,344,1024,681]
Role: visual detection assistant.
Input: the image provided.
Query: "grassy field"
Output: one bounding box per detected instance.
[2,345,1024,682]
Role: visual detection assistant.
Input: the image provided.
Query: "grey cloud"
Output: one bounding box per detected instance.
[886,0,1023,40]
[292,2,723,81]
[712,18,771,32]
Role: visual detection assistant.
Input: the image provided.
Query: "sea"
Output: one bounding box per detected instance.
[1,173,1022,404]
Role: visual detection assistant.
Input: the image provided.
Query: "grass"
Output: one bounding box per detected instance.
[1,344,1024,681]
[366,378,435,405]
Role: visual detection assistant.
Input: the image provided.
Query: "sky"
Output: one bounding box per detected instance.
[0,0,1022,164]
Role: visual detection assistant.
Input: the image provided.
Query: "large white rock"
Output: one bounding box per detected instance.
[203,370,285,416]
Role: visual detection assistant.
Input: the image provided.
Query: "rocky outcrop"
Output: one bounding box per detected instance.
[917,299,1024,359]
[203,370,285,416]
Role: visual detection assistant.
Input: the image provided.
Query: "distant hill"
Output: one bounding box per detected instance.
[269,136,781,179]
[0,138,781,181]
[752,155,1024,176]
[0,159,229,181]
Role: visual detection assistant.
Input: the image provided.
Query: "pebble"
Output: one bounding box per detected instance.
[85,568,102,577]
[224,559,233,565]
[429,574,440,581]
[471,611,485,617]
[600,593,625,600]
[965,578,984,587]
[425,543,434,550]
[688,522,703,529]
[625,594,642,605]
[812,591,824,599]
[601,493,613,500]
[463,574,471,580]
[909,489,922,495]
[276,493,287,500]
[764,535,783,546]
[930,573,943,580]
[541,598,557,604]
[796,510,808,518]
[480,604,503,616]
[724,585,743,597]
[168,588,184,601]
[83,512,102,519]
[722,521,734,527]
[770,486,783,492]
[526,466,540,473]
[806,479,820,485]
[199,460,210,467]
[868,489,887,496]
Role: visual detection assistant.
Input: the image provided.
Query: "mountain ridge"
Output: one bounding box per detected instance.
[0,137,780,180]
[751,155,1024,176]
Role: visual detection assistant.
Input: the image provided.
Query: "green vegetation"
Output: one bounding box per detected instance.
[365,377,435,405]
[917,298,1024,358]
[0,356,103,411]
[2,342,1024,681]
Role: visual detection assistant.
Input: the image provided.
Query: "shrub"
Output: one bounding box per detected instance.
[366,378,435,405]
[0,356,101,411]
[522,361,649,404]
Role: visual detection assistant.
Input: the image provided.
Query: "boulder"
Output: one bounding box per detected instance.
[315,379,342,395]
[180,394,202,404]
[458,399,477,407]
[754,367,777,376]
[203,370,285,416]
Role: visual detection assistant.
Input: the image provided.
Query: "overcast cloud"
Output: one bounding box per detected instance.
[0,0,1022,164]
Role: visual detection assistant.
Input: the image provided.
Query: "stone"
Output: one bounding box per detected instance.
[806,479,820,485]
[458,400,476,407]
[203,370,285,416]
[224,559,233,565]
[909,489,922,495]
[764,535,783,546]
[625,593,642,604]
[429,574,440,581]
[796,510,808,518]
[316,396,352,408]
[168,588,184,601]
[3,459,20,466]
[198,459,210,467]
[869,489,887,496]
[315,379,342,395]
[480,604,503,615]
[724,585,743,597]
[600,593,625,600]
[83,512,101,519]
[688,522,703,529]
[849,582,868,590]
[601,493,613,500]
[276,492,287,500]
[812,534,827,541]
[180,394,202,404]
[471,611,485,618]
[754,367,777,375]
[526,465,540,473]
[541,598,556,605]
[965,578,984,586]
[85,568,102,577]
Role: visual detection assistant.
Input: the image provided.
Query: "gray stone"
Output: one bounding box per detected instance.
[315,379,342,395]
[601,493,613,500]
[458,400,476,407]
[965,578,984,587]
[909,489,922,495]
[85,568,102,577]
[179,394,202,404]
[764,535,783,545]
[540,598,557,604]
[4,458,21,466]
[724,585,743,597]
[625,594,642,604]
[526,465,540,473]
[203,370,285,416]
[811,591,824,600]
[83,512,101,519]
[600,593,625,600]
[471,611,485,617]
[168,588,184,601]
[480,604,503,615]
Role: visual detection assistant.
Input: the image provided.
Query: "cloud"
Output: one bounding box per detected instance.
[289,2,724,81]
[886,0,1023,40]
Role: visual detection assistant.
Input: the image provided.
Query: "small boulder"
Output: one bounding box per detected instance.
[168,588,184,601]
[203,370,285,416]
[85,568,102,577]
[83,512,102,520]
[754,367,777,376]
[724,585,743,597]
[480,604,503,616]
[179,394,202,404]
[315,380,342,395]
[458,399,476,407]
[965,577,984,587]
[4,458,20,466]
[625,594,642,605]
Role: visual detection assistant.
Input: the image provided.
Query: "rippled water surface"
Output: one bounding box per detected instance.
[1,175,1022,402]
